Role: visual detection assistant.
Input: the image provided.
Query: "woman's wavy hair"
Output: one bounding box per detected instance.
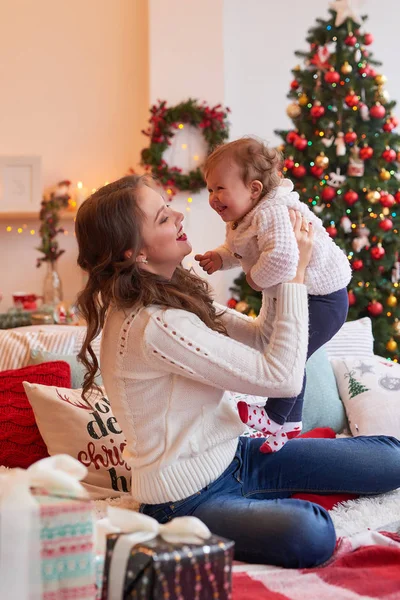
[75,174,226,400]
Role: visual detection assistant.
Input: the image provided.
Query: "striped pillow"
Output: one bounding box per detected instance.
[324,317,374,359]
[0,325,101,372]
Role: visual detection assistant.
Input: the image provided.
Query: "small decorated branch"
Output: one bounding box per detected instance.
[36,180,71,267]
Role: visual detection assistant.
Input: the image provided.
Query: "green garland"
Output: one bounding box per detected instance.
[36,180,71,267]
[140,99,230,195]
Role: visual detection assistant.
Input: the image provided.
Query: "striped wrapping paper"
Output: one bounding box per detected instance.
[34,489,96,600]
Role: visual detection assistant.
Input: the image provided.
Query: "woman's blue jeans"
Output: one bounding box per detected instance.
[140,435,400,568]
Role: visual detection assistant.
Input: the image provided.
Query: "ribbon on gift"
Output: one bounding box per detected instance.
[0,454,88,600]
[96,506,212,600]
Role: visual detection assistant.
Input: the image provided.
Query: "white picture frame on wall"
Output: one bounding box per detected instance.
[0,156,41,214]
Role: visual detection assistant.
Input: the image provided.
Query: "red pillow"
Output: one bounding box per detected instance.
[0,361,71,468]
[292,427,358,510]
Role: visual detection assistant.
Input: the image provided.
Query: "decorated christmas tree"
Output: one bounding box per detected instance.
[230,0,400,361]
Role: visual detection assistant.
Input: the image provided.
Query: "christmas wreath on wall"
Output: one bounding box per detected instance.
[140,98,230,196]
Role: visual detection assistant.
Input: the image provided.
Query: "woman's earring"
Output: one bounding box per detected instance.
[136,257,148,264]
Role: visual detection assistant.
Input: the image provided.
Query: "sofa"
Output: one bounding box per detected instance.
[1,317,399,513]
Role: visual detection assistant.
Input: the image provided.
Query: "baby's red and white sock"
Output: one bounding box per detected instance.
[260,421,303,454]
[237,401,283,435]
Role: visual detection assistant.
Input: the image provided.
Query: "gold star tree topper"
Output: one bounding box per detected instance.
[329,0,363,27]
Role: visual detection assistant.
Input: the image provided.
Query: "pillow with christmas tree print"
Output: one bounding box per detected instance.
[331,356,400,437]
[23,382,131,499]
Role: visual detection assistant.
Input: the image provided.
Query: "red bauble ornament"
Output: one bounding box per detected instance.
[321,186,336,201]
[284,157,295,170]
[370,103,386,119]
[382,148,397,162]
[294,136,308,151]
[370,246,385,260]
[324,69,340,84]
[348,290,356,306]
[378,265,385,273]
[395,190,400,204]
[391,116,399,127]
[345,34,357,46]
[344,130,357,144]
[368,68,377,78]
[380,192,395,208]
[368,301,383,317]
[310,103,325,119]
[344,190,359,206]
[325,225,337,238]
[227,298,237,309]
[352,259,364,271]
[291,80,299,90]
[359,65,370,76]
[310,165,324,178]
[364,33,374,45]
[292,165,306,178]
[359,145,373,160]
[379,218,393,231]
[286,131,298,144]
[383,120,395,132]
[345,92,359,107]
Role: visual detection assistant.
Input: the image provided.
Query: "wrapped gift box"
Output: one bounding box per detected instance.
[101,532,234,600]
[0,455,96,600]
[34,489,95,600]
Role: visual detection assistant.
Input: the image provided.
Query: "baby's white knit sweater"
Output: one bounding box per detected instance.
[214,179,352,296]
[100,284,308,505]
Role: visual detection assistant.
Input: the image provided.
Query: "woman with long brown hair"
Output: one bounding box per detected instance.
[75,175,400,568]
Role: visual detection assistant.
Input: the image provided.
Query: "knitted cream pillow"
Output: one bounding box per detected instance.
[23,382,131,499]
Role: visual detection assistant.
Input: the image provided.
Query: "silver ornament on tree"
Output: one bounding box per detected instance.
[392,252,400,283]
[340,216,353,233]
[334,132,346,156]
[327,168,346,188]
[352,225,370,253]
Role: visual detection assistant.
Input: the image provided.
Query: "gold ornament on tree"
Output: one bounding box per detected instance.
[341,61,353,75]
[387,293,398,308]
[379,168,391,181]
[298,93,308,107]
[235,301,249,314]
[315,152,329,169]
[366,190,381,204]
[393,320,400,337]
[386,338,398,353]
[286,102,301,118]
[375,74,387,86]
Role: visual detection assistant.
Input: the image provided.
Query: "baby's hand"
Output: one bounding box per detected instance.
[246,272,263,292]
[194,251,223,274]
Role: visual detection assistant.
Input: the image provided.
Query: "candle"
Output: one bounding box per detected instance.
[75,181,89,207]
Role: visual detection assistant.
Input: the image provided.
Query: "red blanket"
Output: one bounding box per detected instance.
[232,531,400,599]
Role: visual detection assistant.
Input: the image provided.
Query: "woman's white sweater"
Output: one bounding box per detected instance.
[100,283,308,504]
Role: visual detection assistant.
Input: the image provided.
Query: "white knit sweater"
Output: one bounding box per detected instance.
[100,283,308,504]
[214,179,352,296]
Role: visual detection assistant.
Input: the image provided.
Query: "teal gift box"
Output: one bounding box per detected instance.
[0,455,96,600]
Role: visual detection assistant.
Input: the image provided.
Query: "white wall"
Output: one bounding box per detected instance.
[0,0,149,311]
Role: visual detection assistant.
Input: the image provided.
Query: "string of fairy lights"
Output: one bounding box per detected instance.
[3,175,195,237]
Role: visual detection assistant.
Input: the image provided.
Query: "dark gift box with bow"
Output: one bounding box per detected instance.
[97,508,234,600]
